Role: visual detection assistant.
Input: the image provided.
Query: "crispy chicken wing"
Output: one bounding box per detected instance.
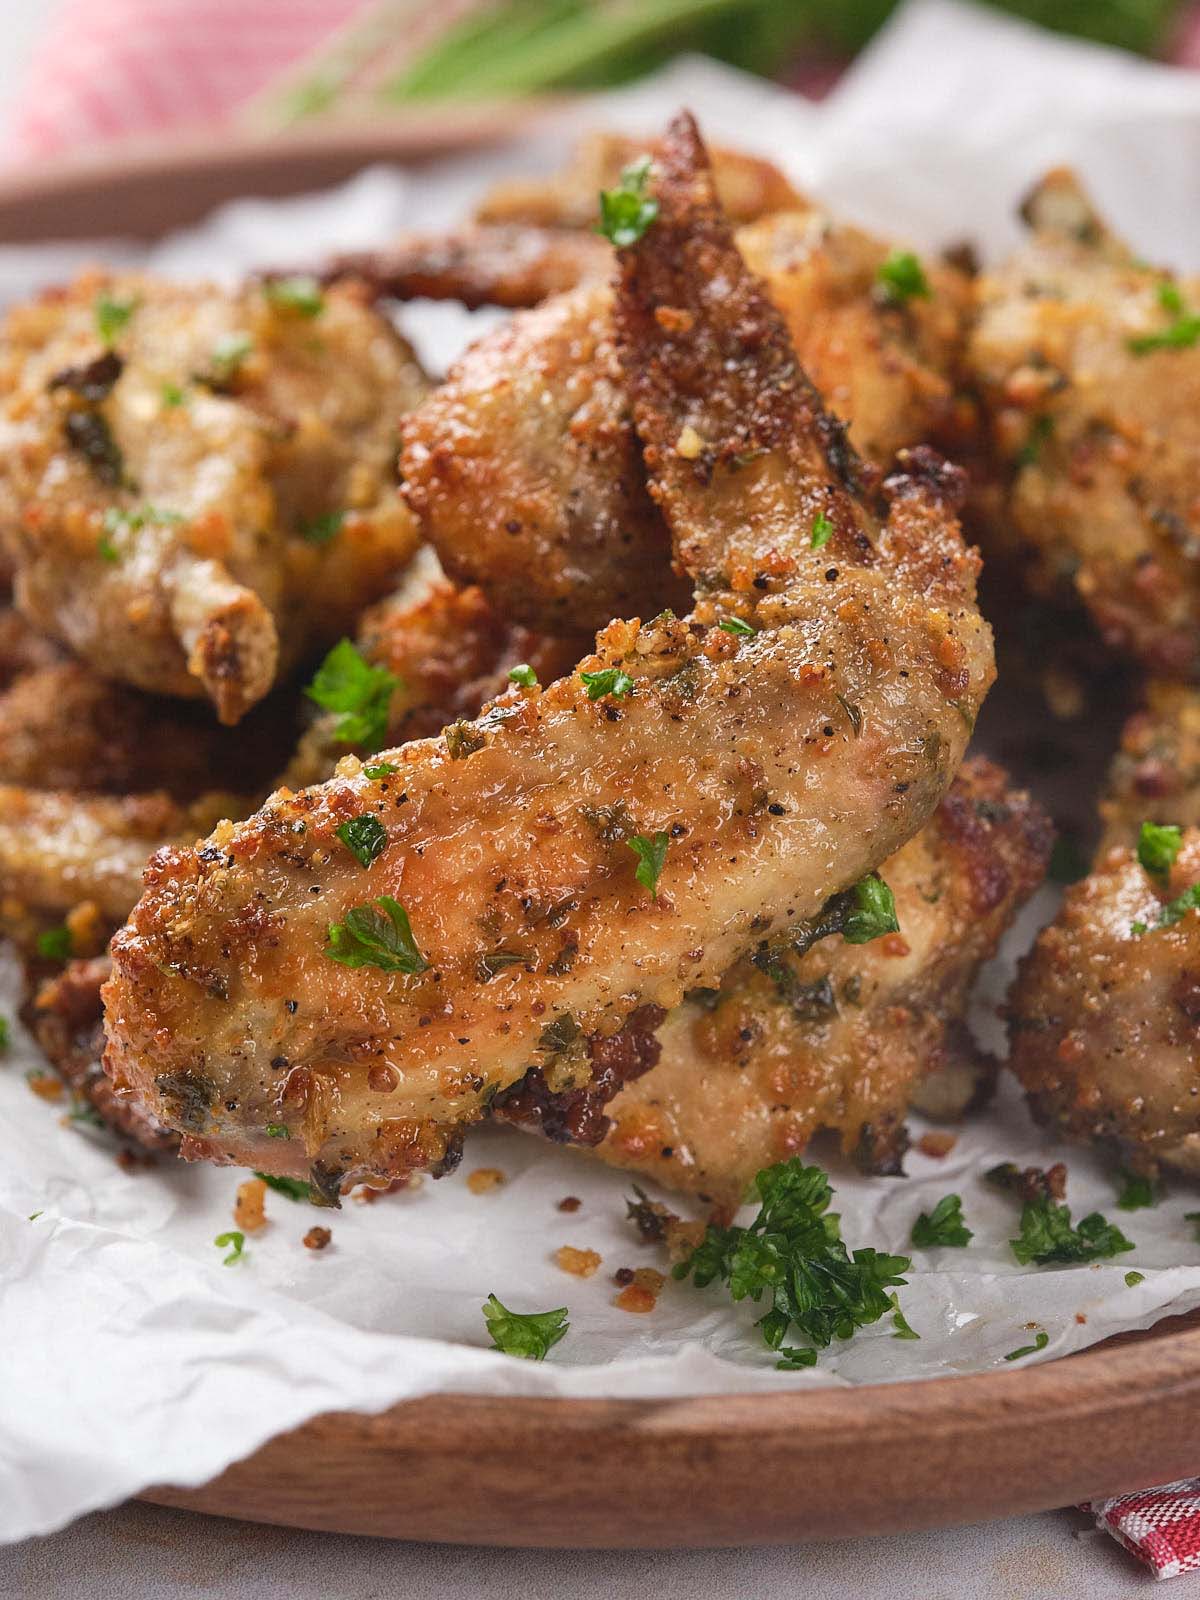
[968,170,1200,679]
[509,758,1049,1204]
[401,210,969,633]
[0,272,426,722]
[101,113,993,1200]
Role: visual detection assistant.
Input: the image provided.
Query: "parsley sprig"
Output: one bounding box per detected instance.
[596,155,658,248]
[876,250,930,304]
[627,831,668,898]
[306,639,400,750]
[482,1294,569,1360]
[325,895,428,974]
[335,814,388,869]
[1009,1196,1133,1266]
[911,1193,973,1248]
[1128,281,1200,354]
[1138,820,1182,878]
[579,666,634,701]
[672,1159,911,1367]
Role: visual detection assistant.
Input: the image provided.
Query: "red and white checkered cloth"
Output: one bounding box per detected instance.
[1082,1482,1200,1581]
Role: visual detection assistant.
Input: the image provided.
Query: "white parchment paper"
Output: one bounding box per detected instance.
[5,0,1200,1543]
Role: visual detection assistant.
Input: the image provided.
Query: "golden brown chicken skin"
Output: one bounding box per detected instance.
[576,758,1049,1204]
[1009,830,1200,1178]
[101,114,993,1200]
[401,210,969,634]
[968,170,1200,680]
[0,272,426,722]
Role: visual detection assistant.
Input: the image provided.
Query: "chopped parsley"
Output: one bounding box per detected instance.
[476,949,526,982]
[161,381,185,407]
[626,831,668,898]
[1017,413,1054,468]
[482,1293,569,1360]
[1132,881,1200,937]
[306,639,399,750]
[264,274,325,318]
[97,533,118,563]
[1004,1330,1049,1361]
[841,874,899,945]
[215,1230,245,1265]
[207,332,253,383]
[876,249,930,304]
[508,663,538,687]
[719,617,756,637]
[363,761,397,779]
[1128,281,1200,354]
[255,1171,313,1202]
[579,666,634,701]
[335,814,388,869]
[810,510,833,550]
[264,1123,290,1139]
[1138,820,1182,879]
[1125,1270,1146,1287]
[94,292,139,345]
[890,1297,921,1340]
[0,1016,8,1049]
[596,155,658,248]
[298,510,344,545]
[325,895,427,975]
[1115,1169,1157,1211]
[673,1159,910,1366]
[911,1193,973,1248]
[36,925,72,962]
[776,1346,819,1369]
[1009,1196,1133,1267]
[103,504,183,538]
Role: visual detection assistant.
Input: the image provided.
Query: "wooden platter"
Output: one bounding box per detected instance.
[144,1310,1200,1546]
[7,121,1198,1550]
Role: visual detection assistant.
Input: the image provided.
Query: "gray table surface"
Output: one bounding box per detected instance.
[0,4,1190,1593]
[0,1499,1176,1599]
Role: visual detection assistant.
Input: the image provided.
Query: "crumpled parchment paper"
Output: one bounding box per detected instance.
[4,0,1200,1544]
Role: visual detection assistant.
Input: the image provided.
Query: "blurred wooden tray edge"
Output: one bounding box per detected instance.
[143,1308,1200,1547]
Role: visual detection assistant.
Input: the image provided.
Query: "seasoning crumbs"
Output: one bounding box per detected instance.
[917,1131,958,1159]
[234,1177,268,1232]
[557,1196,582,1213]
[466,1168,506,1194]
[555,1245,601,1278]
[304,1226,332,1251]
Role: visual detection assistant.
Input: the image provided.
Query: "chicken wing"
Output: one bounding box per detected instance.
[0,272,426,722]
[967,170,1200,679]
[504,758,1049,1204]
[401,210,970,633]
[474,128,801,230]
[101,113,993,1200]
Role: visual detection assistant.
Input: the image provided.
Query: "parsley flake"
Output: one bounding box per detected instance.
[673,1159,910,1361]
[264,1123,290,1139]
[94,292,139,345]
[1125,1270,1146,1287]
[254,1171,313,1202]
[264,274,325,318]
[776,1346,819,1370]
[596,156,658,248]
[626,831,668,898]
[363,761,397,779]
[298,510,344,545]
[97,534,118,563]
[876,250,930,304]
[1129,282,1200,354]
[335,814,388,869]
[161,381,185,408]
[580,666,634,701]
[482,1293,569,1360]
[36,925,72,962]
[1115,1169,1157,1211]
[325,895,428,975]
[890,1296,921,1340]
[306,639,400,750]
[810,510,833,550]
[215,1230,246,1265]
[841,874,899,945]
[911,1193,973,1248]
[1009,1196,1133,1266]
[0,1016,8,1049]
[1133,881,1200,936]
[1138,820,1182,878]
[1017,413,1054,467]
[207,332,253,384]
[1004,1329,1049,1361]
[719,617,756,637]
[508,662,538,687]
